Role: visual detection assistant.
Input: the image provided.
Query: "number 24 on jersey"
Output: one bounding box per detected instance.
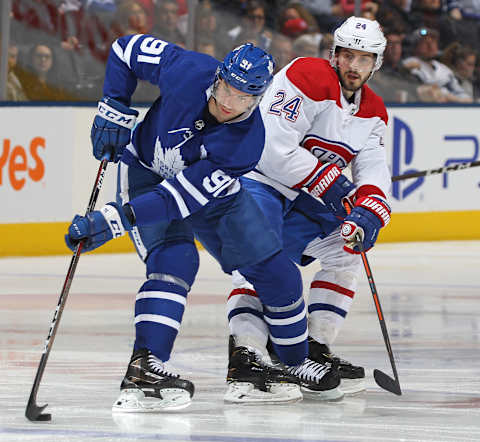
[268,90,303,122]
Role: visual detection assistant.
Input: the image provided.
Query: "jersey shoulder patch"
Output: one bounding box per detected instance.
[357,84,388,124]
[286,58,341,104]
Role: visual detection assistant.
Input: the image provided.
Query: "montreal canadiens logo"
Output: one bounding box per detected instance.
[342,223,353,236]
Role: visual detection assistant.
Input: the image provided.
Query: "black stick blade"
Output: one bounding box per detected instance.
[373,369,402,396]
[25,401,51,422]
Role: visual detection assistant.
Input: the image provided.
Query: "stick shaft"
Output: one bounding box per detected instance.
[343,201,401,393]
[358,247,400,385]
[391,160,480,182]
[26,159,109,420]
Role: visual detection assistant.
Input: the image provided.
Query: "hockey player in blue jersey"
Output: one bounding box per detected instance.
[65,35,344,411]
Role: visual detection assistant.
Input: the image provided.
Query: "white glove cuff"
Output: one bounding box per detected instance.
[97,101,137,129]
[100,204,127,238]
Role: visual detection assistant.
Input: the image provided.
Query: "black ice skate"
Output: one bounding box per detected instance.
[308,337,365,394]
[266,338,343,401]
[284,357,344,401]
[112,348,194,412]
[225,337,302,404]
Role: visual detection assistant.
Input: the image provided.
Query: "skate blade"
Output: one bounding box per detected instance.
[301,385,344,402]
[224,382,302,405]
[112,388,192,413]
[340,378,366,395]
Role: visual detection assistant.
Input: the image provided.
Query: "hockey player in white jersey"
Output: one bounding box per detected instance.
[226,17,392,402]
[64,35,350,411]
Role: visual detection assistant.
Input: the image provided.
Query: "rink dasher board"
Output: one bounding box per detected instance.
[1,104,479,256]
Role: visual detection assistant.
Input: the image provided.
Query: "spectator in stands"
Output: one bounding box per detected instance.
[402,27,473,102]
[318,32,333,58]
[232,31,260,50]
[440,41,477,99]
[446,0,480,21]
[473,56,480,100]
[195,1,218,39]
[12,0,62,45]
[153,0,185,46]
[360,1,381,20]
[195,35,217,58]
[298,1,345,33]
[368,27,423,102]
[339,0,380,18]
[376,0,412,35]
[292,33,320,57]
[269,33,295,73]
[444,0,480,51]
[57,0,117,63]
[113,0,151,36]
[208,0,249,39]
[277,2,320,38]
[227,0,272,50]
[17,42,72,101]
[408,0,457,49]
[194,1,227,57]
[6,43,28,101]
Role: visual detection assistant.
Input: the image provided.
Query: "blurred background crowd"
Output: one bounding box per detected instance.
[2,0,480,103]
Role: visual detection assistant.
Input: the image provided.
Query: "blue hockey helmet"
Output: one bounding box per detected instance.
[218,43,275,96]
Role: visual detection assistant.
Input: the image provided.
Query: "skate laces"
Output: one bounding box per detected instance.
[147,353,179,378]
[288,358,331,382]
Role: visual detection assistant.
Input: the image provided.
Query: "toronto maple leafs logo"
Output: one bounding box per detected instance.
[149,136,186,179]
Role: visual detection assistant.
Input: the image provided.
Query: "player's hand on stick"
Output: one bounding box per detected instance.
[341,196,390,254]
[306,163,356,217]
[65,203,133,252]
[91,97,138,162]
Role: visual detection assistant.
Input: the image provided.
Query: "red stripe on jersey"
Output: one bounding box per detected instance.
[357,85,388,125]
[286,58,341,105]
[292,160,323,189]
[303,137,355,163]
[228,288,258,300]
[310,281,355,298]
[356,184,386,200]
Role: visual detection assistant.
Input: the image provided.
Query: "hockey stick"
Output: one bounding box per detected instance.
[25,156,110,422]
[391,160,480,182]
[344,201,402,396]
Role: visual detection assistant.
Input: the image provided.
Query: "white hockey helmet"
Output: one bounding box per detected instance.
[330,17,387,74]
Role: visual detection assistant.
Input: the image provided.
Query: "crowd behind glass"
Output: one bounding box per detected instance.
[3,0,480,103]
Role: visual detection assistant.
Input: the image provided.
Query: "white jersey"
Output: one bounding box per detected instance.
[248,57,391,202]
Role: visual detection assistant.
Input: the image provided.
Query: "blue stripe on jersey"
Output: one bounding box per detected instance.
[308,303,347,318]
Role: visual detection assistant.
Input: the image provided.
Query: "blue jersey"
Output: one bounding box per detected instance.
[104,34,266,225]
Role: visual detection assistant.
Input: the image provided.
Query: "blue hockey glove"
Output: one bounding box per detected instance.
[306,163,355,218]
[341,196,391,254]
[91,97,138,163]
[65,202,133,252]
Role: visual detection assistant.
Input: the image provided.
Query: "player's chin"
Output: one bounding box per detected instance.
[216,108,242,123]
[344,78,364,92]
